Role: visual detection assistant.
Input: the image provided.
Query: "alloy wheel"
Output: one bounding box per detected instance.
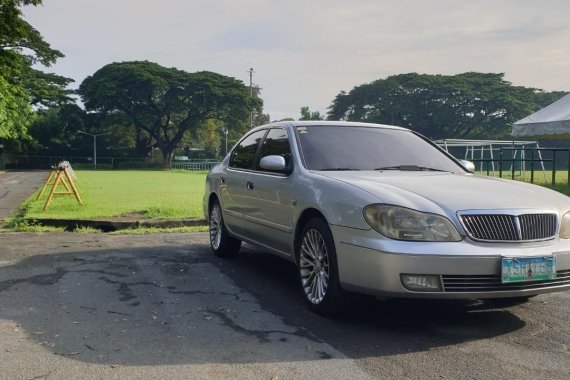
[210,204,222,250]
[299,229,329,304]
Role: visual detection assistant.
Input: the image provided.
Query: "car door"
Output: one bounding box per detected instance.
[222,129,267,237]
[241,128,296,255]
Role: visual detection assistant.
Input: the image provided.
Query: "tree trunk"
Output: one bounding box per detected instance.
[162,147,175,169]
[135,127,153,157]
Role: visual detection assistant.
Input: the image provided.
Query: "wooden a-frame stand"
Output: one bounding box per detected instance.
[37,165,82,211]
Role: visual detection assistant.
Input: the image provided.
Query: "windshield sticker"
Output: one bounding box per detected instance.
[297,127,308,134]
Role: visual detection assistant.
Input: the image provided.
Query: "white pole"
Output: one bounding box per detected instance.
[489,145,495,175]
[94,135,97,170]
[248,67,254,128]
[78,131,107,170]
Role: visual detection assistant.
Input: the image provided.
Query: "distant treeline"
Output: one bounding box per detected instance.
[1,2,567,167]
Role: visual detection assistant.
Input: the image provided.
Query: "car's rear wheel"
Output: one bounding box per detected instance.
[297,217,344,315]
[209,199,241,257]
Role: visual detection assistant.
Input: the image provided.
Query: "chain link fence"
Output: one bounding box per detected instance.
[3,154,220,171]
[170,160,220,171]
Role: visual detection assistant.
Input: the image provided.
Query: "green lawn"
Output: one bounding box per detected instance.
[474,171,570,195]
[476,170,569,185]
[20,169,570,223]
[25,170,207,220]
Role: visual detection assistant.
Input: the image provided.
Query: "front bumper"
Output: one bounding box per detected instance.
[332,225,570,299]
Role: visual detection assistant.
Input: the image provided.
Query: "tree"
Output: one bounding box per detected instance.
[299,106,324,121]
[251,85,270,127]
[0,0,72,141]
[79,61,256,167]
[0,74,33,140]
[27,104,86,156]
[327,73,567,139]
[193,119,221,158]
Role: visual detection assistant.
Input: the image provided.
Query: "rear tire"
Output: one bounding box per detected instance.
[209,199,241,258]
[296,217,344,315]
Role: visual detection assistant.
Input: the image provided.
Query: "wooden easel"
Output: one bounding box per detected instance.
[37,162,82,211]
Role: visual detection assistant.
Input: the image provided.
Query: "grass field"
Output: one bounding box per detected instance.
[24,170,207,220]
[17,169,570,225]
[477,170,569,185]
[475,170,570,196]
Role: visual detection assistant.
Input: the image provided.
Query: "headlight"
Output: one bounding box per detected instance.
[364,204,462,242]
[559,212,570,239]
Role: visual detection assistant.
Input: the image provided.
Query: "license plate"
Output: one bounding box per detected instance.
[501,256,556,283]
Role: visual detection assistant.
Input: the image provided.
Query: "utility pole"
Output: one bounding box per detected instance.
[78,131,107,170]
[248,67,254,128]
[224,128,228,156]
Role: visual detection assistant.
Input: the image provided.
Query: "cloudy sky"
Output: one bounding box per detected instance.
[24,0,570,121]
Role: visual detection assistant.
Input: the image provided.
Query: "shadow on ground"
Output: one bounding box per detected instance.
[0,242,525,366]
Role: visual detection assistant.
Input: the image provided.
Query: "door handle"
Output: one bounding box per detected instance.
[246,181,254,190]
[220,177,226,184]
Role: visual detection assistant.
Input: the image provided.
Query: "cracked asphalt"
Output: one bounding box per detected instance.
[1,232,569,380]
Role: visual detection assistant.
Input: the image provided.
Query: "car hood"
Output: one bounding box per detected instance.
[316,171,570,217]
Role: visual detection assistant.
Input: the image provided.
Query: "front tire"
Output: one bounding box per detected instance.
[209,199,241,257]
[297,217,344,315]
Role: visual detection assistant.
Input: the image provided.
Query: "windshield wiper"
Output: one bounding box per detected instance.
[319,168,359,171]
[374,165,449,172]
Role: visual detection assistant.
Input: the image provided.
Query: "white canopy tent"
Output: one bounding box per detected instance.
[512,93,570,137]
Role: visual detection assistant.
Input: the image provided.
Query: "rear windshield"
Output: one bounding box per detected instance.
[295,126,463,172]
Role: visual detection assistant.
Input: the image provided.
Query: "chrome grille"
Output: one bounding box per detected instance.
[519,214,557,240]
[442,269,570,292]
[460,213,557,242]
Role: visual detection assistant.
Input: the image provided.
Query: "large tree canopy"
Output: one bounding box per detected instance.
[327,73,567,139]
[78,61,256,167]
[0,0,72,141]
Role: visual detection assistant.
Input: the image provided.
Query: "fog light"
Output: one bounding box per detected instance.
[401,274,442,291]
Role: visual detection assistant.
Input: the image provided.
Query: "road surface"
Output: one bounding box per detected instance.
[0,171,46,225]
[0,232,569,379]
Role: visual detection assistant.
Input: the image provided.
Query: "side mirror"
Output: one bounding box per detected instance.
[259,155,287,171]
[458,159,475,173]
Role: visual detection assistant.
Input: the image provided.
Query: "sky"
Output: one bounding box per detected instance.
[24,0,570,121]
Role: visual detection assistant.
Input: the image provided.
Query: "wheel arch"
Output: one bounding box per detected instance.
[294,208,328,264]
[207,192,219,217]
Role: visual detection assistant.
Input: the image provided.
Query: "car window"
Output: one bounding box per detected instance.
[229,130,267,170]
[296,126,463,172]
[258,128,292,170]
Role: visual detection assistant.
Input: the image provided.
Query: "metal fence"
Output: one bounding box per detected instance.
[470,147,570,185]
[3,155,150,170]
[1,154,221,171]
[170,160,220,171]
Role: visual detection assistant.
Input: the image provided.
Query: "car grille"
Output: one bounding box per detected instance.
[442,269,570,292]
[460,213,557,242]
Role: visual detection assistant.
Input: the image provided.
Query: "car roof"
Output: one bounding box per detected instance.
[251,120,409,132]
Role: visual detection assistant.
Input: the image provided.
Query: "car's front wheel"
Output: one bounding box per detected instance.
[209,199,241,257]
[297,217,344,315]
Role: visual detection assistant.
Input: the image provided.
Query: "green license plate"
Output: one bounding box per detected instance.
[501,256,556,283]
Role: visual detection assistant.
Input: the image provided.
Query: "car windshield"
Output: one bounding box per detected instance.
[295,125,463,173]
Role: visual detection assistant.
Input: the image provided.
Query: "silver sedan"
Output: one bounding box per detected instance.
[203,121,570,315]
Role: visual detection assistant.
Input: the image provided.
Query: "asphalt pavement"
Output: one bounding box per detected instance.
[1,232,569,379]
[0,171,47,224]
